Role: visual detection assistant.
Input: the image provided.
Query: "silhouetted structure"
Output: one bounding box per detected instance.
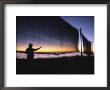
[80,28,92,56]
[82,34,92,56]
[16,16,79,53]
[25,43,41,60]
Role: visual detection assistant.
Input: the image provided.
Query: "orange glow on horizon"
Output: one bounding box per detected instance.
[17,43,95,53]
[16,45,78,53]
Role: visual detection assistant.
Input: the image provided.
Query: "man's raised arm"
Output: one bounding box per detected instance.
[33,47,42,51]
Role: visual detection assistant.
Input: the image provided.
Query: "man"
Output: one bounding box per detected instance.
[25,43,41,60]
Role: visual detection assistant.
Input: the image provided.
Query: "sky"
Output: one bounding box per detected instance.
[16,16,94,53]
[61,16,94,43]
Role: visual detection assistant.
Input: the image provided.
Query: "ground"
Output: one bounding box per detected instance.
[16,56,94,74]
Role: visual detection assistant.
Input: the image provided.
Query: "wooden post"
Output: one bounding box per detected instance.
[80,28,83,56]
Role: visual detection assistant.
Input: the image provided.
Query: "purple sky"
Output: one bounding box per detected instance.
[61,16,94,43]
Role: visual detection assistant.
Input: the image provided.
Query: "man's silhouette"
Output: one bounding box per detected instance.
[25,43,41,60]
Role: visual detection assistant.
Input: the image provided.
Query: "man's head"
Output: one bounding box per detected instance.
[29,43,33,48]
